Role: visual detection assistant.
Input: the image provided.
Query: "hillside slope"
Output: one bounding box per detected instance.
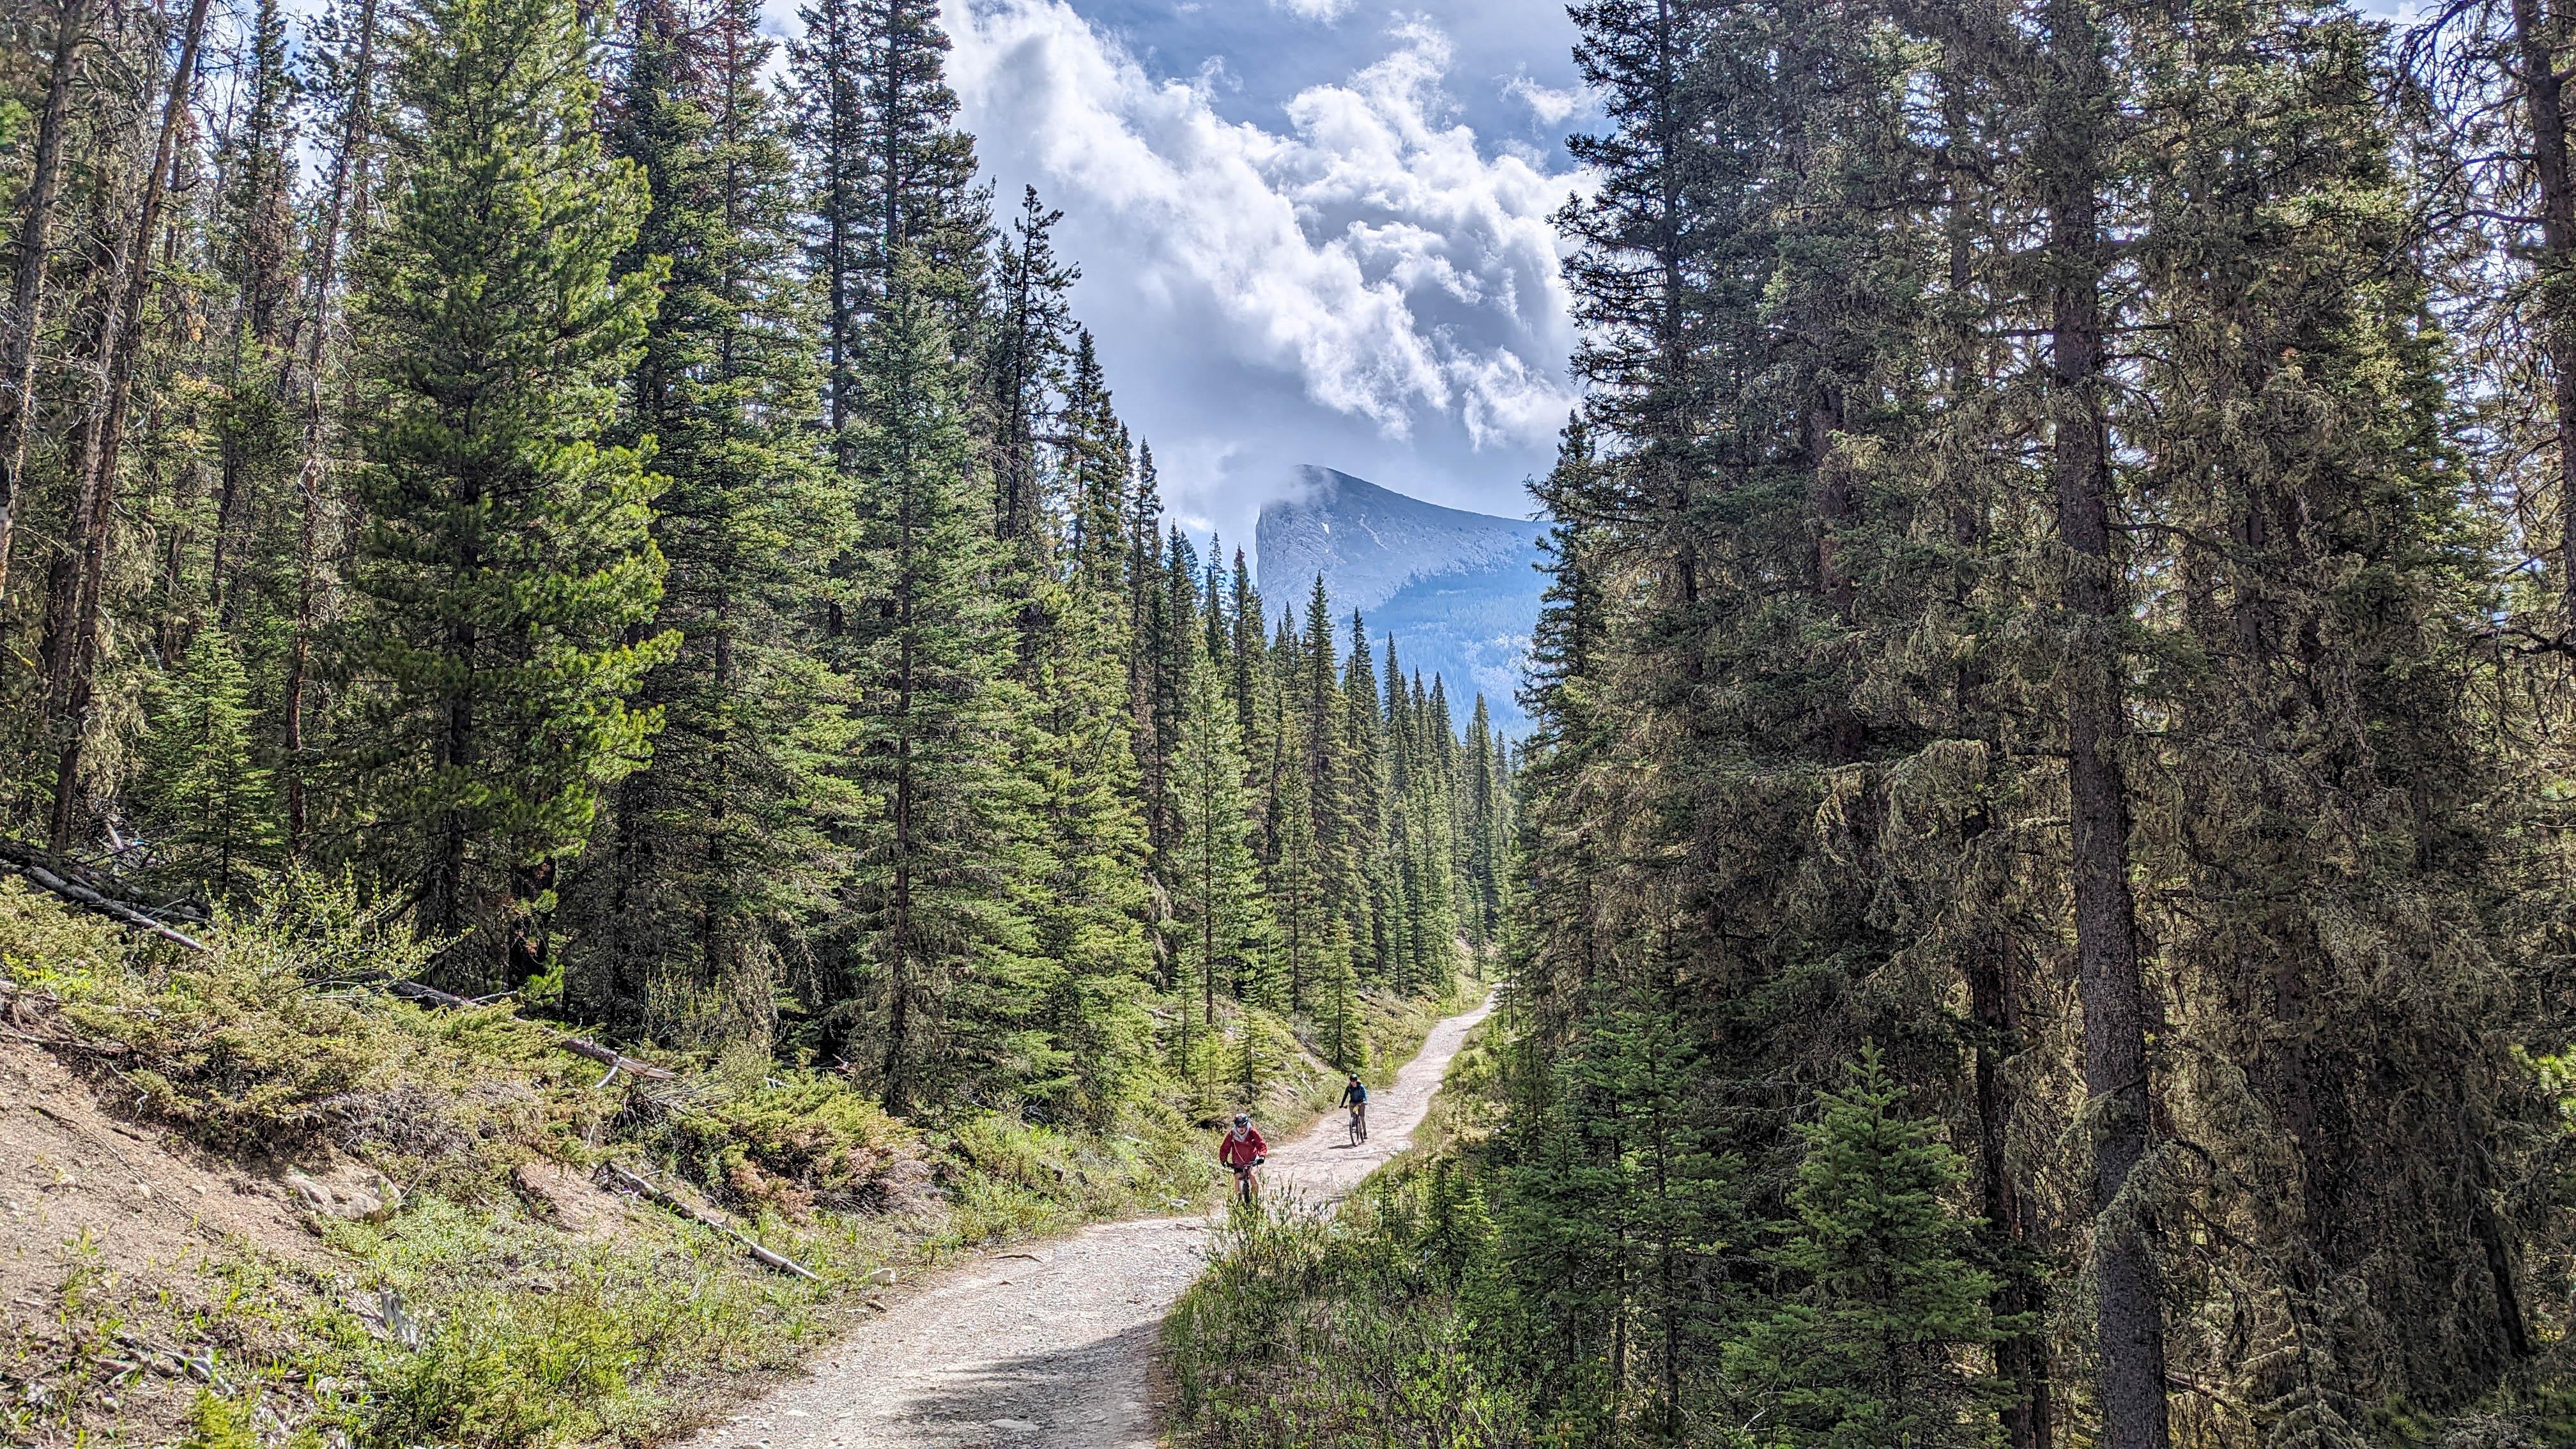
[0,878,1448,1448]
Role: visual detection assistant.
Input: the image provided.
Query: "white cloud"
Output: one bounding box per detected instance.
[1502,71,1584,128]
[1270,0,1358,21]
[944,0,1580,466]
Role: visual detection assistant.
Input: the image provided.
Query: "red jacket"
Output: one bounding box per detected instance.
[1220,1127,1268,1168]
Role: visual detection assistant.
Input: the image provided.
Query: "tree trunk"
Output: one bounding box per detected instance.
[45,0,216,851]
[424,661,473,941]
[2041,5,2168,1440]
[1969,933,2053,1449]
[2513,0,2576,624]
[0,0,96,601]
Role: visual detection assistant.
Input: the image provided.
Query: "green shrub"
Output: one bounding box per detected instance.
[176,1391,261,1449]
[312,1199,827,1447]
[1162,1169,1533,1449]
[637,1070,924,1216]
[2,875,596,1188]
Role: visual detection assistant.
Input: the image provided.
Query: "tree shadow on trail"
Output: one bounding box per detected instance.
[886,1320,1162,1448]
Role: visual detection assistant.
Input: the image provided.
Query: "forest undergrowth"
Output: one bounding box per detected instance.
[1165,1002,2576,1449]
[0,879,1456,1448]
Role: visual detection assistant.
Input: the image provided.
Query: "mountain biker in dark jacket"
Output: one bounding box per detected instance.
[1340,1074,1368,1135]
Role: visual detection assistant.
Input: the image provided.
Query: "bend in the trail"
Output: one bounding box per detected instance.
[686,993,1496,1449]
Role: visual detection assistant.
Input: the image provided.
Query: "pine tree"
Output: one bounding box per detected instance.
[341,0,672,983]
[0,0,101,599]
[561,0,843,1046]
[1724,1047,2009,1448]
[831,257,1046,1112]
[280,0,388,855]
[140,629,281,900]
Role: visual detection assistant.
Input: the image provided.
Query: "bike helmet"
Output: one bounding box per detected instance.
[1232,1114,1250,1127]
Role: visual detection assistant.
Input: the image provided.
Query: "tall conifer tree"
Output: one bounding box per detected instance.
[342,0,671,983]
[564,0,842,1045]
[831,258,1044,1111]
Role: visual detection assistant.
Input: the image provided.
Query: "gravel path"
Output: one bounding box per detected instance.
[685,995,1495,1449]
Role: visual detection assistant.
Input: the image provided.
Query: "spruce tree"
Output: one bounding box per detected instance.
[1228,548,1266,758]
[1167,644,1269,1027]
[561,0,843,1046]
[1026,497,1157,1118]
[831,257,1046,1112]
[1500,982,1738,1432]
[1463,693,1503,948]
[140,629,281,901]
[1341,614,1387,983]
[206,0,301,633]
[341,0,671,983]
[982,186,1076,544]
[788,0,868,454]
[789,0,986,452]
[1262,698,1328,1012]
[2134,0,2538,1411]
[1724,1047,2008,1448]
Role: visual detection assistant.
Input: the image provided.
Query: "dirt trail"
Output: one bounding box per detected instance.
[686,995,1494,1449]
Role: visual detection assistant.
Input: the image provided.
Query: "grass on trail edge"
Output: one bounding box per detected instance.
[0,875,1464,1448]
[1160,1009,1533,1449]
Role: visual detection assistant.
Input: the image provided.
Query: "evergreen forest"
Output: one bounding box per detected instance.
[15,0,2576,1446]
[1169,1,2576,1447]
[0,0,1509,1128]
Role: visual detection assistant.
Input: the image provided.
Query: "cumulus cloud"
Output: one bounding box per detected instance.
[1270,0,1357,20]
[1503,71,1586,128]
[943,0,1580,456]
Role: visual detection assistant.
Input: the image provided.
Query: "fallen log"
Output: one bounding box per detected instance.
[604,1163,822,1281]
[387,980,675,1082]
[0,840,208,951]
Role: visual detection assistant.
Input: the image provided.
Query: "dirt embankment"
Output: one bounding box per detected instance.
[4,1038,357,1438]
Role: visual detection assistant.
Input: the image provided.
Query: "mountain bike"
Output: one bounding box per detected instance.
[1347,1103,1368,1147]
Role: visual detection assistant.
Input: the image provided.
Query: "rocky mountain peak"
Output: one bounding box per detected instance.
[1255,466,1547,731]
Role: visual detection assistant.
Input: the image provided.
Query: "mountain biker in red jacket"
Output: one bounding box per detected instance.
[1220,1115,1268,1202]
